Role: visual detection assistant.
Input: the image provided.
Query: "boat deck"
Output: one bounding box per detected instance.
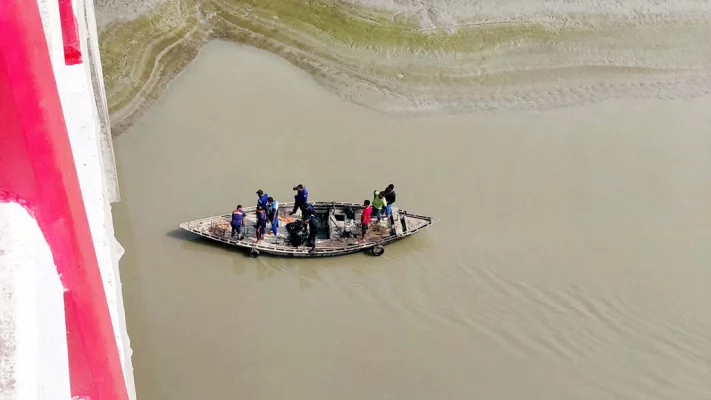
[202,210,411,247]
[178,202,434,256]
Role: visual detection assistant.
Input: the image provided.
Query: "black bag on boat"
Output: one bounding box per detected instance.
[286,220,308,247]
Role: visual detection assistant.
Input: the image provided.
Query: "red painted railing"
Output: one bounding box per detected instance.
[58,0,83,65]
[0,0,127,398]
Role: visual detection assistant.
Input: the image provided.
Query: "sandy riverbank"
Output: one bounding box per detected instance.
[97,0,711,135]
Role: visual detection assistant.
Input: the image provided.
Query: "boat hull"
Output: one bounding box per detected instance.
[178,202,436,258]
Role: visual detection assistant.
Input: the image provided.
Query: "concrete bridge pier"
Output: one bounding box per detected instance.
[1,0,135,398]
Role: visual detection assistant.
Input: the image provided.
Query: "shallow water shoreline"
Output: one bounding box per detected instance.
[98,0,711,136]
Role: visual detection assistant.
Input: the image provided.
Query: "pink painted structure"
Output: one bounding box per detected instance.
[0,0,134,398]
[58,0,83,65]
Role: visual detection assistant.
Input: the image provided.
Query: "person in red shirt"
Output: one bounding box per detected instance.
[360,200,373,242]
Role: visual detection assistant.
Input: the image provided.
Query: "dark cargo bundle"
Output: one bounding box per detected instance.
[286,219,304,233]
[285,220,308,247]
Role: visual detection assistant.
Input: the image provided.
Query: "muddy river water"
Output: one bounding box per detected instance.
[113,41,711,399]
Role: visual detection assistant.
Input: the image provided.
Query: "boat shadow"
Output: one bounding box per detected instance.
[165,228,433,260]
[166,229,373,259]
[166,228,437,291]
[166,229,253,257]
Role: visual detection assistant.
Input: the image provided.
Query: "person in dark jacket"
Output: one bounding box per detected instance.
[383,184,396,217]
[256,189,269,211]
[230,205,246,239]
[255,206,267,242]
[300,202,314,219]
[290,184,309,215]
[304,213,318,251]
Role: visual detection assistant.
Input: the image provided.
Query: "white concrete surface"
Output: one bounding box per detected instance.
[35,0,136,397]
[82,0,122,203]
[0,202,72,400]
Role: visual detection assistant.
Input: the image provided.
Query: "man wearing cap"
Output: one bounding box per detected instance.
[290,184,309,215]
[256,189,269,211]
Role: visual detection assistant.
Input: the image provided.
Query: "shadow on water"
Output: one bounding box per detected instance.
[166,228,252,257]
[166,228,375,261]
[165,228,349,289]
[166,227,436,260]
[165,227,439,290]
[165,228,199,241]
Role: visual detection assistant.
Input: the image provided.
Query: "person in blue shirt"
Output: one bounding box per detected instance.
[230,205,246,239]
[255,206,267,242]
[267,197,279,236]
[256,189,269,211]
[290,184,309,215]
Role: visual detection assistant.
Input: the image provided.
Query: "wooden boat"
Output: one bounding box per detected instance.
[178,201,437,257]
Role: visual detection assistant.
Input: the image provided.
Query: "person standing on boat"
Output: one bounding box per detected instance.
[360,200,373,242]
[290,184,309,215]
[256,189,269,211]
[231,205,246,239]
[255,206,267,243]
[267,197,279,236]
[304,212,318,251]
[372,190,388,223]
[300,203,315,236]
[383,184,396,217]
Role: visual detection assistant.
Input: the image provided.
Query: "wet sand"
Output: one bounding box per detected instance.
[97,0,711,135]
[113,41,711,399]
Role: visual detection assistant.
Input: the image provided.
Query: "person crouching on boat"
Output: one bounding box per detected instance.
[300,203,315,234]
[256,189,269,211]
[290,184,309,215]
[360,200,373,242]
[301,202,314,219]
[267,197,279,236]
[372,190,387,223]
[255,206,267,242]
[304,213,318,251]
[231,205,246,239]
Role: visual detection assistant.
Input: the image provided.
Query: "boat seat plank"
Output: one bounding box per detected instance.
[391,207,403,237]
